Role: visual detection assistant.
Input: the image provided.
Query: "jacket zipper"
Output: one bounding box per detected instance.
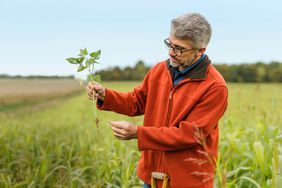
[162,89,174,176]
[164,90,174,127]
[164,79,192,128]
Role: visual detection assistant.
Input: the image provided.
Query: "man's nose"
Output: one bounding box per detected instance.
[168,48,176,56]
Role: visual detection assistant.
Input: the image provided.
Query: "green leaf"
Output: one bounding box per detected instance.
[88,74,101,82]
[66,58,79,64]
[278,176,282,188]
[240,176,261,188]
[86,58,95,66]
[90,50,101,59]
[80,48,88,56]
[92,74,101,82]
[279,155,282,176]
[77,57,85,64]
[77,65,88,72]
[67,48,102,75]
[85,60,90,67]
[227,166,250,178]
[66,57,84,64]
[88,74,94,82]
[276,134,282,143]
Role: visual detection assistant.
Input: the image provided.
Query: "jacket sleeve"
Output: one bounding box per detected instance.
[97,72,150,116]
[137,85,228,151]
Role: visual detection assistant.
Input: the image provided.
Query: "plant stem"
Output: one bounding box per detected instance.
[92,94,99,131]
[89,65,99,131]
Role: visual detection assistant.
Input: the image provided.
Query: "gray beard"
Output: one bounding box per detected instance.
[170,57,196,70]
[169,59,179,68]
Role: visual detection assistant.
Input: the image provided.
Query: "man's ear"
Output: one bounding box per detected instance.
[196,48,206,57]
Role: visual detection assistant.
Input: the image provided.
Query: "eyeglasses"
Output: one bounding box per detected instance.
[164,38,195,56]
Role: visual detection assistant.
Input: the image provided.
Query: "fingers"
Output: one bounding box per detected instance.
[86,83,94,98]
[111,121,128,129]
[86,82,105,100]
[86,82,95,90]
[86,82,100,91]
[88,92,99,100]
[110,121,128,140]
[86,84,96,100]
[109,121,137,140]
[110,124,128,140]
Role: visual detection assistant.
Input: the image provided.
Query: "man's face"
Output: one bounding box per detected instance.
[167,35,203,71]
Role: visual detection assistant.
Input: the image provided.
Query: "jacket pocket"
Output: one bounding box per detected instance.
[164,147,214,187]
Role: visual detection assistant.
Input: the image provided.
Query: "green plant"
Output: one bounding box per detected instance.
[66,48,101,128]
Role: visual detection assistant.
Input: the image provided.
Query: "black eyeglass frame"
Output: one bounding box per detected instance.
[164,38,195,56]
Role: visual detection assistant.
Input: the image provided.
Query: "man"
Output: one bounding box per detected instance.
[87,13,228,188]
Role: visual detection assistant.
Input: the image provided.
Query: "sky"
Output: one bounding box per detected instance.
[1,0,282,79]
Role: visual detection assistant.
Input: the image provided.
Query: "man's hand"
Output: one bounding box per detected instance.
[110,121,138,140]
[86,82,106,101]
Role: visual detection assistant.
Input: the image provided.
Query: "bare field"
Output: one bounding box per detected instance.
[0,78,82,96]
[0,78,83,111]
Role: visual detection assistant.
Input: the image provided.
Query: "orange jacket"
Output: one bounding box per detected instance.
[98,56,228,188]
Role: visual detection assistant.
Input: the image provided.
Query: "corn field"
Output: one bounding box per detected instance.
[0,80,281,187]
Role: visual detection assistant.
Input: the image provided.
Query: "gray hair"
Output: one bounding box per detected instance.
[171,13,212,49]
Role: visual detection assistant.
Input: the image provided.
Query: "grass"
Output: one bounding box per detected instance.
[0,81,281,187]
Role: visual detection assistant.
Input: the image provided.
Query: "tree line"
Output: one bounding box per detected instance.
[96,60,151,81]
[95,60,282,82]
[1,61,281,82]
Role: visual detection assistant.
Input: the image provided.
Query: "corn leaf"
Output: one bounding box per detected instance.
[240,176,261,188]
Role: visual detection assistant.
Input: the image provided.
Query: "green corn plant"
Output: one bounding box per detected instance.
[66,48,101,129]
